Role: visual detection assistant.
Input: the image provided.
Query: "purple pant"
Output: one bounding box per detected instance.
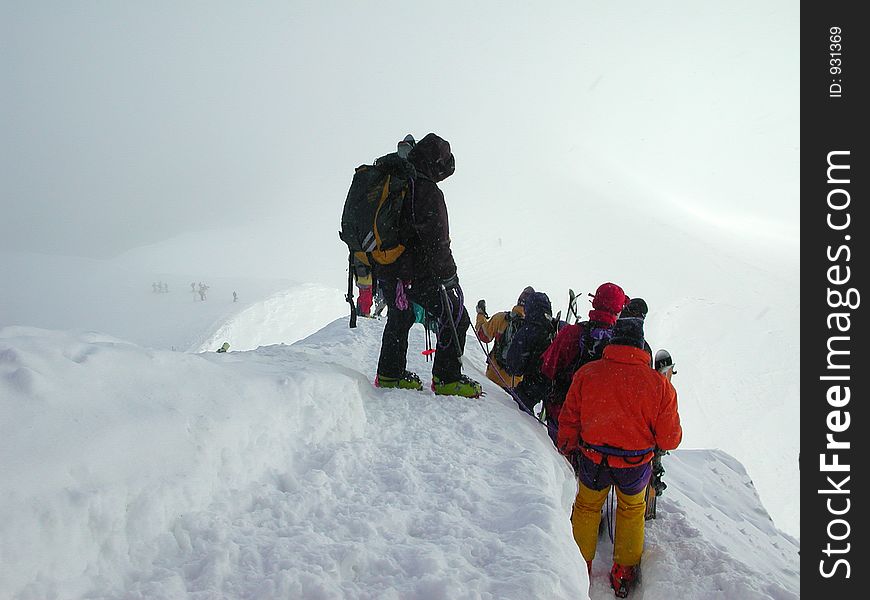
[576,454,652,496]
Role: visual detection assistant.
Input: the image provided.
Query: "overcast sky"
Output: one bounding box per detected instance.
[1,1,798,259]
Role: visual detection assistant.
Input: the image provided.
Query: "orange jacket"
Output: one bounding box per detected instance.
[475,305,524,388]
[557,344,682,468]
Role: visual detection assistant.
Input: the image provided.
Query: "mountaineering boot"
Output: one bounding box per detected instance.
[432,374,483,398]
[610,563,638,598]
[375,371,423,391]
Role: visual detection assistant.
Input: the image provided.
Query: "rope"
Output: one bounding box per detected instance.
[470,316,557,437]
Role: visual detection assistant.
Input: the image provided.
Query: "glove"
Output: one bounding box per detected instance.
[441,273,460,290]
[476,299,488,317]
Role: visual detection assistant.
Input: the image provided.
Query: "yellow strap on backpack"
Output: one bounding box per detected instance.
[370,174,405,264]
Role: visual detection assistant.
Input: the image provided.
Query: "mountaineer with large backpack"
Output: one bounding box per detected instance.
[501,291,557,414]
[540,283,629,439]
[474,286,536,389]
[339,133,481,398]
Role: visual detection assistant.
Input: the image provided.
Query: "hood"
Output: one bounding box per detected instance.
[522,292,552,322]
[408,133,455,182]
[609,317,645,349]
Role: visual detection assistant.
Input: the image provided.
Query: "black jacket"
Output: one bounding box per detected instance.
[380,133,457,283]
[505,292,555,408]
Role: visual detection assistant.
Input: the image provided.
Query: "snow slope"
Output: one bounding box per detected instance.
[0,250,346,352]
[86,169,803,541]
[0,204,801,544]
[191,283,348,353]
[0,317,798,599]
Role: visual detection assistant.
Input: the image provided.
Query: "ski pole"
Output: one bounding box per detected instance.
[423,314,434,361]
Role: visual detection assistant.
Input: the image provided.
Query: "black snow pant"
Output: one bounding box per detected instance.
[376,276,470,383]
[513,376,548,415]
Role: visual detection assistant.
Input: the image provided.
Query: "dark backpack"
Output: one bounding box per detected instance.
[339,152,416,266]
[493,312,524,369]
[576,321,613,368]
[502,292,556,377]
[549,321,613,404]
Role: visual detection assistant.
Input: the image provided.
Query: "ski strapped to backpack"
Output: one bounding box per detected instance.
[566,288,580,325]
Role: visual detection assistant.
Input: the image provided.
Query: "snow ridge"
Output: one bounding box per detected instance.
[0,316,799,599]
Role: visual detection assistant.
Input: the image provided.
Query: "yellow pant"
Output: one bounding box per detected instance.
[570,482,646,566]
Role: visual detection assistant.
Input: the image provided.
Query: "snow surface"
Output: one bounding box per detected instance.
[0,308,798,599]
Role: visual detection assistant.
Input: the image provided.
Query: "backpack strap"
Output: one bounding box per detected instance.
[578,321,591,365]
[568,321,592,373]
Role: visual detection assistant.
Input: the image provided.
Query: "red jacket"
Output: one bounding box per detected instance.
[557,344,682,468]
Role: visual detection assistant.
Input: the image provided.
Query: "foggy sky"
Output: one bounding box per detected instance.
[1,1,799,258]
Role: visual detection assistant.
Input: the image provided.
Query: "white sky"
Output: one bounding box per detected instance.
[1,0,798,260]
